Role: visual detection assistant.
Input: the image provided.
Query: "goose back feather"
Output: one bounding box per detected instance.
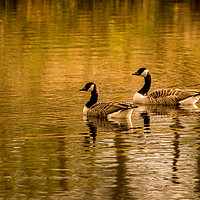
[87,101,134,118]
[147,89,200,105]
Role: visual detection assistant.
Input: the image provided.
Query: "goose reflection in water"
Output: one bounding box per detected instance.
[82,116,130,149]
[83,116,134,146]
[134,103,200,185]
[82,111,152,148]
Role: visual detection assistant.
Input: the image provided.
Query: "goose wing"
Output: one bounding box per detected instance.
[148,89,200,105]
[87,101,134,117]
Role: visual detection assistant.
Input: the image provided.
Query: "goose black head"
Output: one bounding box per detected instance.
[79,82,95,92]
[132,68,149,77]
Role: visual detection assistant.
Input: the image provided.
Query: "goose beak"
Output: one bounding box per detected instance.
[132,71,140,76]
[79,87,86,91]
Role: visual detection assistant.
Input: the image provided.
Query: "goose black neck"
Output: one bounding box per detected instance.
[138,74,151,95]
[86,85,98,108]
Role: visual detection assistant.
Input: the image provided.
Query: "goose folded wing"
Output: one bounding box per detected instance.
[148,89,200,104]
[105,102,133,114]
[149,89,200,99]
[177,90,200,100]
[88,101,132,117]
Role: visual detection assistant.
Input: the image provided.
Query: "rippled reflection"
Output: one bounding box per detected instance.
[132,104,200,197]
[83,116,134,148]
[1,0,200,199]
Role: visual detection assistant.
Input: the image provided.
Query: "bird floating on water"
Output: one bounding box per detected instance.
[80,82,137,118]
[132,68,200,105]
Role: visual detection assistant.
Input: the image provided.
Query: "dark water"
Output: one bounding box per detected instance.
[0,0,200,199]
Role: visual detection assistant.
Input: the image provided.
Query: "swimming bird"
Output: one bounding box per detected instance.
[80,82,137,118]
[132,68,200,105]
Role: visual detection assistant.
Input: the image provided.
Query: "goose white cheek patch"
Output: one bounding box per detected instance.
[88,84,94,92]
[141,69,149,77]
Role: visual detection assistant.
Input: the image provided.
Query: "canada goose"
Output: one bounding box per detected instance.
[80,82,137,118]
[132,68,200,105]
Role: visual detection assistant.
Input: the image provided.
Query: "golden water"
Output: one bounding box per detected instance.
[0,0,200,199]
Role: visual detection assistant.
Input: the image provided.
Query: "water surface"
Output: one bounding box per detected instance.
[0,0,200,199]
